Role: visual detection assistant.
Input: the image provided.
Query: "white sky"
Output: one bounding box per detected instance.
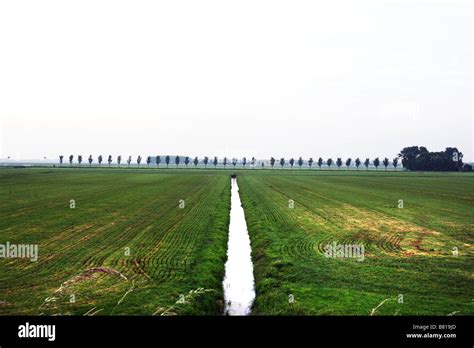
[0,0,472,161]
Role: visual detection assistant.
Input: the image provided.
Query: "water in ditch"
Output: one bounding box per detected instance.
[222,177,256,315]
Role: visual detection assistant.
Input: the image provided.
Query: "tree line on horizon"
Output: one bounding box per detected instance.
[57,146,471,172]
[58,154,400,170]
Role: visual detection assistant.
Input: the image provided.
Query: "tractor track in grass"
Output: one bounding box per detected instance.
[94,177,215,282]
[261,178,464,258]
[236,173,474,315]
[0,171,230,314]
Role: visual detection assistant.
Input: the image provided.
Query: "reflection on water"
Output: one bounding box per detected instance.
[222,178,255,315]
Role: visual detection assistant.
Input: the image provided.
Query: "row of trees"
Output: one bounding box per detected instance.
[59,155,251,168]
[58,146,470,171]
[267,157,399,170]
[58,155,401,170]
[59,155,140,167]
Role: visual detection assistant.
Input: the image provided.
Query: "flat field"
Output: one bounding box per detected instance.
[237,171,474,315]
[1,168,473,315]
[0,168,230,315]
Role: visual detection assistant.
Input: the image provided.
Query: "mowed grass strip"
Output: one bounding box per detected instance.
[0,168,230,315]
[237,171,474,315]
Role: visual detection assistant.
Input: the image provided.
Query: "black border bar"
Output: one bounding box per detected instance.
[0,316,472,346]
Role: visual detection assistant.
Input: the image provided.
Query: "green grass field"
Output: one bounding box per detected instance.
[0,168,230,315]
[237,171,474,315]
[0,168,473,315]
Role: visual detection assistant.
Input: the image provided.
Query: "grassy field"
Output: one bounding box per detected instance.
[237,171,474,315]
[0,167,473,315]
[0,168,230,315]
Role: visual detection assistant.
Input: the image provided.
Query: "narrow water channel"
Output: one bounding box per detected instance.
[222,177,256,315]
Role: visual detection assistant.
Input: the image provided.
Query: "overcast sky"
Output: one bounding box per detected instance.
[0,0,472,161]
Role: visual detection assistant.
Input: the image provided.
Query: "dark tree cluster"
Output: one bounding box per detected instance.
[398,146,471,171]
